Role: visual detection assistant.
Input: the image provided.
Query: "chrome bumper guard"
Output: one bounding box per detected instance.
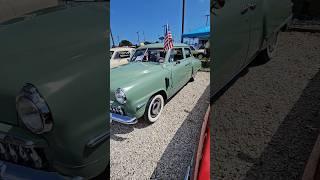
[0,160,82,180]
[110,113,137,125]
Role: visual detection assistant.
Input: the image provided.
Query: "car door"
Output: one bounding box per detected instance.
[118,50,130,65]
[211,0,251,96]
[183,47,193,79]
[245,0,264,66]
[169,48,188,93]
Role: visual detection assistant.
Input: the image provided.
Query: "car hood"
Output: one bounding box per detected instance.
[110,62,164,99]
[0,3,106,125]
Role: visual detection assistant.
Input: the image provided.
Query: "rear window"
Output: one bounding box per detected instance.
[113,51,130,59]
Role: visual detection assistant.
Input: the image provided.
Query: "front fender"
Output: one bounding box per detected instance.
[35,50,108,178]
[123,70,170,119]
[31,7,108,180]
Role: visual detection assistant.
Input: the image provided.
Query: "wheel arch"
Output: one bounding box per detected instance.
[154,90,168,102]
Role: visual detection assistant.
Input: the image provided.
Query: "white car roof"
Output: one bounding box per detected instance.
[110,47,135,51]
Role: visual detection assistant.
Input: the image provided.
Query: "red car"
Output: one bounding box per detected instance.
[185,106,210,180]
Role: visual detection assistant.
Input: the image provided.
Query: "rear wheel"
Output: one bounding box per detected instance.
[190,69,197,82]
[144,94,164,123]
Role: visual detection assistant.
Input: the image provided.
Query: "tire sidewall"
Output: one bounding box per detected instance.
[145,94,164,123]
[267,31,279,59]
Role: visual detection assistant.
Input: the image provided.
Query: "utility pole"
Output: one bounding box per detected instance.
[110,27,115,47]
[205,14,210,26]
[136,31,140,44]
[181,0,185,43]
[142,31,146,42]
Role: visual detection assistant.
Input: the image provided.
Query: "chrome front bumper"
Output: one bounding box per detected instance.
[110,113,137,125]
[0,160,82,180]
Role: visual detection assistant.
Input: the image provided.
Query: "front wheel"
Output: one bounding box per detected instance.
[190,70,197,82]
[258,31,279,63]
[144,94,164,123]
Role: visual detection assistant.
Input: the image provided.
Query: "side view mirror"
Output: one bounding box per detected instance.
[212,0,225,10]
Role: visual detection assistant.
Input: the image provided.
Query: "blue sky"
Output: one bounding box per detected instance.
[110,0,210,45]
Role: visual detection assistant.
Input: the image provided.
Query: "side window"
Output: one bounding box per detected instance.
[170,48,184,62]
[184,48,192,58]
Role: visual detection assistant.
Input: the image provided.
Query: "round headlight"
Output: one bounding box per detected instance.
[16,84,53,134]
[115,88,127,104]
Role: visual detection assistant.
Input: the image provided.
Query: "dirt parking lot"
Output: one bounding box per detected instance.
[110,72,210,179]
[212,32,320,179]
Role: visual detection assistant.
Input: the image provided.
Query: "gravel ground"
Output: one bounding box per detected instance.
[110,72,210,179]
[212,32,320,179]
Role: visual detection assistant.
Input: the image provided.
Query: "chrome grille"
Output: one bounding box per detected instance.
[110,104,125,115]
[0,141,47,169]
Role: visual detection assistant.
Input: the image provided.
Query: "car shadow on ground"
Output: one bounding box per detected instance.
[242,68,320,179]
[211,55,268,104]
[150,86,210,179]
[110,79,198,141]
[211,66,249,103]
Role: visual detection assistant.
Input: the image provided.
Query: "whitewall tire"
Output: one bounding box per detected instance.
[144,94,164,123]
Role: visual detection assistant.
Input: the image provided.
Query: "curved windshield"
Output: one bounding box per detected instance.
[130,48,166,63]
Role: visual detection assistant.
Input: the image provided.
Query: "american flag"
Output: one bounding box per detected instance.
[164,25,174,51]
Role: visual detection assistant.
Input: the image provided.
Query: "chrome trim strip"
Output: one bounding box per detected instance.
[136,102,146,110]
[0,160,79,180]
[86,131,110,148]
[0,132,46,148]
[110,113,137,125]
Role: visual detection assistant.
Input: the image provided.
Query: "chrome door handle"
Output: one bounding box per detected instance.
[241,7,249,15]
[249,3,257,10]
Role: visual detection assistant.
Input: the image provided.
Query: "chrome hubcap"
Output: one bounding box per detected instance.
[151,98,161,118]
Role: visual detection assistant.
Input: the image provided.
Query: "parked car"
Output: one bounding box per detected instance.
[190,46,206,60]
[110,43,202,124]
[0,1,108,179]
[110,47,135,68]
[211,0,293,96]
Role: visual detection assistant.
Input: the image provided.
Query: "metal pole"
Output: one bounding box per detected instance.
[110,27,115,47]
[143,31,146,42]
[205,14,210,26]
[162,25,166,36]
[136,31,140,44]
[181,0,185,43]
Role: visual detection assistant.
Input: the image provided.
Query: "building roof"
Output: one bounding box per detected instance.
[182,26,210,38]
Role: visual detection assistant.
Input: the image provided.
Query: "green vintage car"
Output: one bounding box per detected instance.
[110,43,202,124]
[0,1,108,179]
[211,0,292,96]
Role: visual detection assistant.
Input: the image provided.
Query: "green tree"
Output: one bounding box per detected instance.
[119,40,133,47]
